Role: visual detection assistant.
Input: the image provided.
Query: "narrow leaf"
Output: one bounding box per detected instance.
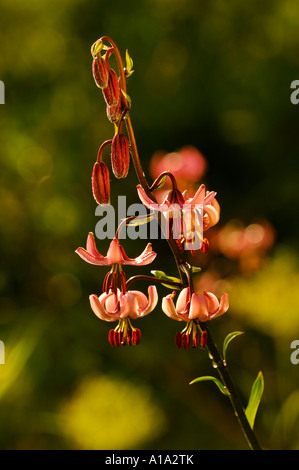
[191,266,203,273]
[245,371,264,429]
[91,40,103,57]
[223,331,244,362]
[125,214,153,226]
[152,173,168,191]
[190,376,229,396]
[121,89,131,109]
[125,49,134,72]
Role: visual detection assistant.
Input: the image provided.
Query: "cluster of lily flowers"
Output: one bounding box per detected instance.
[76,38,229,348]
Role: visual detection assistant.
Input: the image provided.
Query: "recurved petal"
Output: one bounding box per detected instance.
[138,285,158,317]
[203,203,220,230]
[137,185,155,209]
[204,190,217,206]
[132,243,157,265]
[185,184,206,206]
[210,293,229,319]
[75,246,109,265]
[89,294,116,322]
[86,232,106,259]
[203,291,221,316]
[162,293,185,321]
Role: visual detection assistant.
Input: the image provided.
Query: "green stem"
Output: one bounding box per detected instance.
[201,322,262,450]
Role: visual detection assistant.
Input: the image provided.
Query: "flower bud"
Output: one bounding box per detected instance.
[92,55,109,88]
[111,133,130,178]
[92,161,110,205]
[102,69,121,107]
[106,93,126,123]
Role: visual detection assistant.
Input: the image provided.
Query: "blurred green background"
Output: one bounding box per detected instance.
[1,0,299,450]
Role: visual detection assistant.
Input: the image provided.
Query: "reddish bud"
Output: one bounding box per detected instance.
[92,56,109,89]
[111,133,130,179]
[102,69,121,107]
[92,161,110,205]
[106,94,126,123]
[200,330,208,349]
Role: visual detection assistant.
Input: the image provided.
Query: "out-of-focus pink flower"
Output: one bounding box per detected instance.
[75,232,157,266]
[216,220,275,259]
[149,146,207,187]
[90,286,158,346]
[162,287,229,323]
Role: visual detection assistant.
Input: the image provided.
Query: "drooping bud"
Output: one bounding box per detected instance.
[102,69,121,107]
[106,93,126,123]
[92,161,110,205]
[111,133,130,178]
[92,55,109,88]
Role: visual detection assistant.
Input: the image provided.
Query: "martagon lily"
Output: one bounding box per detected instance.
[137,183,220,252]
[162,287,229,349]
[75,233,158,346]
[90,285,158,346]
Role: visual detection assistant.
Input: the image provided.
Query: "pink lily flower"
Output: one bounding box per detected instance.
[75,232,157,266]
[137,183,220,232]
[162,287,229,349]
[90,285,158,322]
[162,287,229,323]
[89,286,158,346]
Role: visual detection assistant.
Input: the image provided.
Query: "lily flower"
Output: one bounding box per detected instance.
[90,286,158,346]
[137,183,219,252]
[162,287,229,349]
[162,287,229,322]
[75,232,157,266]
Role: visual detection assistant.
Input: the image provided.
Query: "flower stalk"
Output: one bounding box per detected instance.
[81,35,263,450]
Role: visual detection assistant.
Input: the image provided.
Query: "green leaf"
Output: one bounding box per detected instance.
[126,49,133,71]
[190,376,229,396]
[190,266,203,273]
[152,172,169,191]
[245,371,264,429]
[151,270,182,290]
[121,89,132,109]
[125,214,153,226]
[125,49,134,77]
[91,40,103,57]
[222,331,244,362]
